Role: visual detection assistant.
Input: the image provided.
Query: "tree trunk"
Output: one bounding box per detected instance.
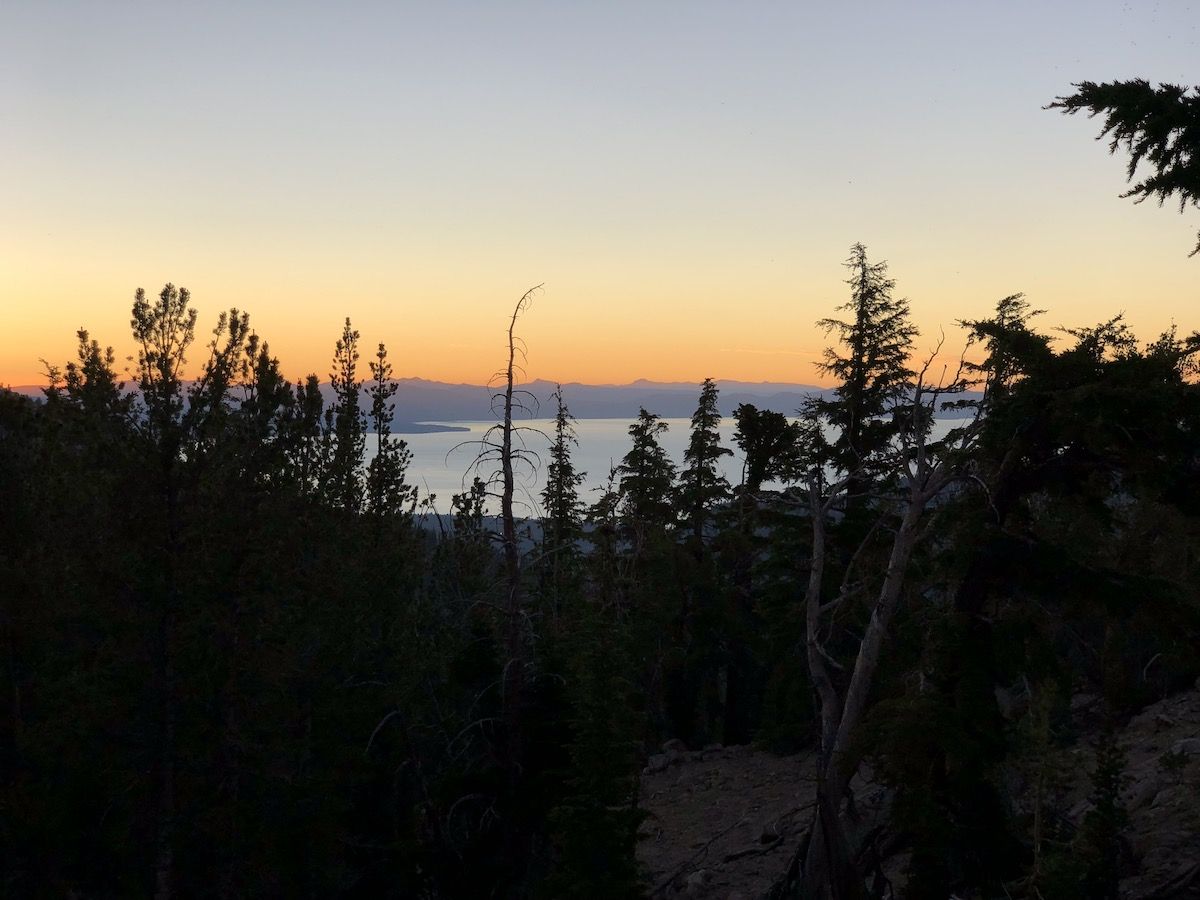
[497,287,539,885]
[802,781,867,900]
[154,466,179,900]
[799,484,934,898]
[828,496,924,781]
[500,297,524,774]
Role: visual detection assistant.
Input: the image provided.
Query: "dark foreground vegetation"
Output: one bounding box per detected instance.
[4,81,1200,900]
[4,245,1200,900]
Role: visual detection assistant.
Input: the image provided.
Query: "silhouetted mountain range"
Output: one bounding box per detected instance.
[7,378,978,433]
[374,378,833,430]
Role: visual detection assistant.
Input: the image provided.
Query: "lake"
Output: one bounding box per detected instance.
[370,418,731,516]
[369,416,963,516]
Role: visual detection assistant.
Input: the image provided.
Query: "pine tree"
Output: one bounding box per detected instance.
[1049,79,1200,255]
[731,402,800,493]
[793,249,975,900]
[541,386,585,546]
[619,408,676,532]
[365,341,416,519]
[539,386,586,624]
[283,374,327,496]
[815,243,918,486]
[323,318,366,514]
[62,329,128,420]
[677,378,732,544]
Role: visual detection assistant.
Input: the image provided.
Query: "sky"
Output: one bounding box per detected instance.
[2,1,1198,388]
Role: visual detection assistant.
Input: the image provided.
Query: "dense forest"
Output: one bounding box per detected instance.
[4,238,1199,899]
[4,80,1200,900]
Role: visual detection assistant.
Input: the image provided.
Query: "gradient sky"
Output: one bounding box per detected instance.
[3,1,1197,388]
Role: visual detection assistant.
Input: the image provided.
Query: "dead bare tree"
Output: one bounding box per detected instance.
[494,286,542,778]
[449,284,545,876]
[790,342,982,899]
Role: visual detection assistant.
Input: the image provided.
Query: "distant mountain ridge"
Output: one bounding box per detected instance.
[416,378,834,424]
[6,378,977,433]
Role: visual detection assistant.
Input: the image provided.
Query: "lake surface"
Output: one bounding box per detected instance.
[370,418,732,516]
[369,416,962,516]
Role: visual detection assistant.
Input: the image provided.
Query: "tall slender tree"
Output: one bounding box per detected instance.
[677,378,732,545]
[129,285,256,899]
[540,385,585,623]
[365,341,416,519]
[788,252,975,899]
[323,318,366,514]
[284,374,327,496]
[815,243,918,491]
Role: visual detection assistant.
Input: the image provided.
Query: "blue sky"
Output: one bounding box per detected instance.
[3,1,1197,385]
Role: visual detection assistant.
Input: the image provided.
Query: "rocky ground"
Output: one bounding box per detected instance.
[637,742,817,898]
[637,685,1200,899]
[1107,688,1200,899]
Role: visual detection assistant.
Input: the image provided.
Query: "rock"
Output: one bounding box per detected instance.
[1122,778,1160,812]
[1171,737,1200,756]
[1154,713,1177,731]
[663,738,688,754]
[685,869,711,894]
[703,742,724,753]
[644,753,670,774]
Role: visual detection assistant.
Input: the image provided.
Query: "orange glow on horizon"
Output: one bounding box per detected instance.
[3,263,1191,393]
[4,4,1198,392]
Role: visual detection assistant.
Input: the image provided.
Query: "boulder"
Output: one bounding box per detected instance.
[644,753,670,775]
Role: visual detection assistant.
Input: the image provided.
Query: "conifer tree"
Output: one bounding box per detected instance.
[62,329,128,420]
[539,386,586,623]
[284,374,327,496]
[793,251,974,899]
[815,243,918,487]
[584,464,626,616]
[731,402,800,493]
[677,378,732,544]
[541,386,585,546]
[365,341,416,519]
[131,285,197,438]
[128,285,259,899]
[232,337,294,483]
[619,408,676,532]
[1049,79,1200,255]
[323,318,366,513]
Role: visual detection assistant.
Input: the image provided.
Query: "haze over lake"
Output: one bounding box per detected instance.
[371,416,962,516]
[371,418,725,515]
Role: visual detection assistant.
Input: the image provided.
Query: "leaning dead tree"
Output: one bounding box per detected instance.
[783,345,982,900]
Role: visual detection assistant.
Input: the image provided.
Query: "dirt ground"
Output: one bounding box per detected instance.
[637,683,1200,899]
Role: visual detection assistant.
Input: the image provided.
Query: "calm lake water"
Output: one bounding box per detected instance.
[369,419,731,516]
[368,416,961,516]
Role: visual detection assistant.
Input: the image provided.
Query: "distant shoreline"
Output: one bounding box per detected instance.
[396,422,471,434]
